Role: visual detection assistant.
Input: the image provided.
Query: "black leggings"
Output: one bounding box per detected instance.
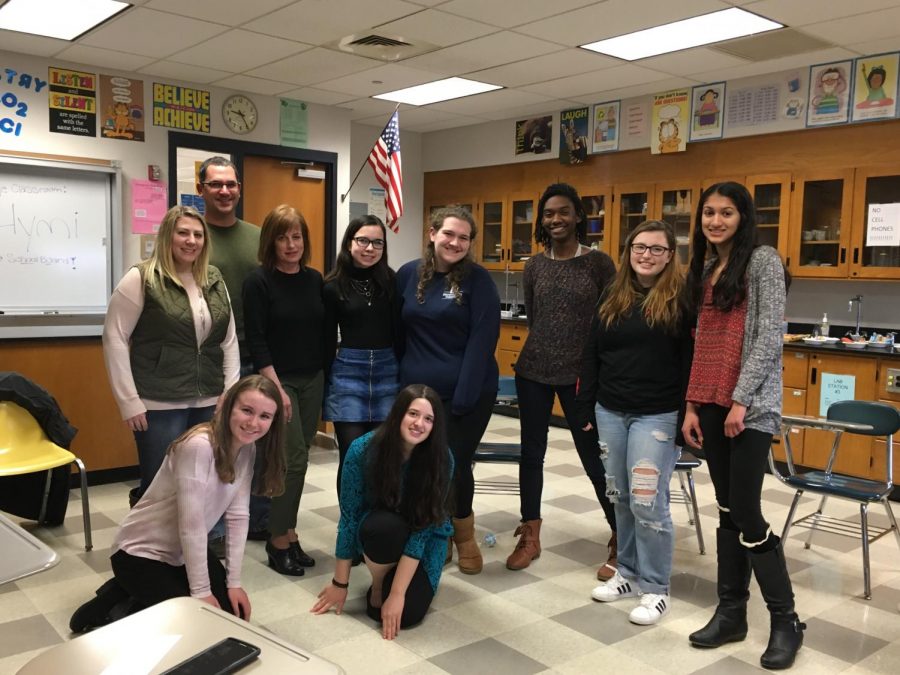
[360,510,434,628]
[334,421,381,498]
[110,548,237,616]
[516,374,616,527]
[442,390,497,519]
[698,404,774,547]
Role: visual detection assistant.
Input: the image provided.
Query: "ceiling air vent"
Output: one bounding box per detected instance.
[711,28,835,62]
[327,33,439,62]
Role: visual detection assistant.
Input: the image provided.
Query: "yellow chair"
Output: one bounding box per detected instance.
[0,401,92,551]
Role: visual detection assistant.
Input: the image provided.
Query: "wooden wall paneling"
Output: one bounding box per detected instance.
[0,339,137,472]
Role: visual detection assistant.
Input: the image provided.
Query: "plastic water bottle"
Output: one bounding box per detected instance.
[483,533,497,548]
[820,312,829,338]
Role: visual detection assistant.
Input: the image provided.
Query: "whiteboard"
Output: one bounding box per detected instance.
[0,157,120,315]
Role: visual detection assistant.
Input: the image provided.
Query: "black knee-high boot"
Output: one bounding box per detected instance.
[689,528,751,648]
[750,536,806,670]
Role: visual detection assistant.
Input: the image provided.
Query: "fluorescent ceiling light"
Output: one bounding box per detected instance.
[373,77,502,106]
[0,0,130,41]
[580,7,783,61]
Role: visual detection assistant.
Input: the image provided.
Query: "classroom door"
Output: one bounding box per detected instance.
[241,156,328,274]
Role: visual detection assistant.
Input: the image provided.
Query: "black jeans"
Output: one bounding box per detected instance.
[698,404,773,546]
[110,548,236,616]
[360,510,434,628]
[442,389,496,519]
[515,374,616,528]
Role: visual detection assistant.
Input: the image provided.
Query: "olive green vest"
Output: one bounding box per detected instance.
[130,265,231,401]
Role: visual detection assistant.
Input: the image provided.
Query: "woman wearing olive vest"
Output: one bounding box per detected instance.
[103,205,239,503]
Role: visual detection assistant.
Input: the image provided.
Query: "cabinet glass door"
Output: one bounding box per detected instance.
[509,196,536,265]
[580,189,609,253]
[747,173,791,258]
[791,172,852,277]
[851,170,900,278]
[615,189,650,262]
[480,200,504,266]
[658,187,694,264]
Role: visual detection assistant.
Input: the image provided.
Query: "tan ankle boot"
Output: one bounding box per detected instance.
[452,513,483,575]
[506,519,542,570]
[597,531,618,581]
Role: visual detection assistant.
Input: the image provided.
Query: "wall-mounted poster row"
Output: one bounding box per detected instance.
[806,52,899,128]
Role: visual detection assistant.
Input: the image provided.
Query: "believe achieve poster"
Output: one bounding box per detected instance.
[152,83,210,133]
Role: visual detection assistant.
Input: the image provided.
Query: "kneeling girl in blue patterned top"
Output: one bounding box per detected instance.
[311,384,453,640]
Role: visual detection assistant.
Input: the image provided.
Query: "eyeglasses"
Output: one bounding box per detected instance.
[353,236,385,250]
[201,180,240,191]
[630,243,671,256]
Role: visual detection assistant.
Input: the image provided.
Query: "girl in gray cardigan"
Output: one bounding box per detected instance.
[682,182,805,670]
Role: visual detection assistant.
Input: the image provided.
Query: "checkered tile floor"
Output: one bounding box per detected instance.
[3,415,900,674]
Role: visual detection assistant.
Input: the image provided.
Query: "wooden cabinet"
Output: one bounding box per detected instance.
[574,183,613,256]
[804,353,878,477]
[849,165,900,278]
[654,180,700,265]
[776,349,810,462]
[468,193,539,271]
[611,183,654,263]
[787,169,855,277]
[747,173,792,260]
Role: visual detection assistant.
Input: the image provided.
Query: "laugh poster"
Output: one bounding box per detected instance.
[559,107,589,165]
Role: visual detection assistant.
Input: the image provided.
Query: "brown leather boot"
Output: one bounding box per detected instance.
[506,519,542,570]
[452,512,483,575]
[597,532,618,581]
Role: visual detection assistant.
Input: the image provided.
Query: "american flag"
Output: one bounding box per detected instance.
[367,111,403,232]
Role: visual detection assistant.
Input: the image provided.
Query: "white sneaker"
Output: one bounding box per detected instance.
[629,593,670,625]
[591,571,640,602]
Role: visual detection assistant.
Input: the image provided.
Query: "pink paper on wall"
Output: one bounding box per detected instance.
[131,179,168,234]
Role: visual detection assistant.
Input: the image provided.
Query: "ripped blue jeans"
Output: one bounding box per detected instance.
[594,403,678,595]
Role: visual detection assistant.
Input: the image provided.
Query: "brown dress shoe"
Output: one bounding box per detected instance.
[597,531,618,581]
[506,519,542,570]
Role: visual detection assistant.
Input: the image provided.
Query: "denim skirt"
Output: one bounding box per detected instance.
[324,347,400,422]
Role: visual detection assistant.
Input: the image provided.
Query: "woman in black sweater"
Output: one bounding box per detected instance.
[243,204,324,577]
[322,215,401,496]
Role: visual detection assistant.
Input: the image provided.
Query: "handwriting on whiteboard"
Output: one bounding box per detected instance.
[0,203,80,254]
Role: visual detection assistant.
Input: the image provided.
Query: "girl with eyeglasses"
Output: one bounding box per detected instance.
[507,183,617,576]
[682,182,803,669]
[323,215,401,500]
[576,220,693,626]
[396,206,500,575]
[242,205,324,576]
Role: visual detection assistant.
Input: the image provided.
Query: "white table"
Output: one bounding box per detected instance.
[18,596,344,674]
[0,512,59,585]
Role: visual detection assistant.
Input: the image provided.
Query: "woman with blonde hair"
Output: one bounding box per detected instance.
[103,205,239,505]
[396,206,500,575]
[70,375,286,632]
[576,220,693,626]
[243,204,324,576]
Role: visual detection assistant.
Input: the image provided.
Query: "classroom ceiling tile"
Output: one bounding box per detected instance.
[402,31,563,76]
[144,0,296,26]
[336,97,403,118]
[212,74,296,96]
[244,0,422,45]
[49,45,153,72]
[278,87,358,106]
[689,46,858,82]
[80,8,228,58]
[798,6,900,46]
[429,88,555,115]
[845,36,900,56]
[138,60,231,85]
[471,49,619,88]
[375,9,499,47]
[438,0,598,28]
[168,30,310,73]
[315,65,443,97]
[741,0,900,26]
[0,29,69,57]
[522,63,672,99]
[639,47,749,78]
[579,76,701,105]
[404,114,490,132]
[245,48,381,86]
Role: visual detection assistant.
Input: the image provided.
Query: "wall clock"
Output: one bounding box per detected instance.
[222,94,258,134]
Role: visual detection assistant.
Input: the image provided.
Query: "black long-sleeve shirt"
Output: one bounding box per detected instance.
[242,266,324,377]
[575,294,694,428]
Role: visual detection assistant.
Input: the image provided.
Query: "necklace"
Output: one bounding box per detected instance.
[349,278,373,306]
[549,244,584,261]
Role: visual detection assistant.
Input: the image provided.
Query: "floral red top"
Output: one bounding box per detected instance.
[686,281,748,408]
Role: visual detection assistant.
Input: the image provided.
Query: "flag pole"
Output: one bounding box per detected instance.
[340,103,401,203]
